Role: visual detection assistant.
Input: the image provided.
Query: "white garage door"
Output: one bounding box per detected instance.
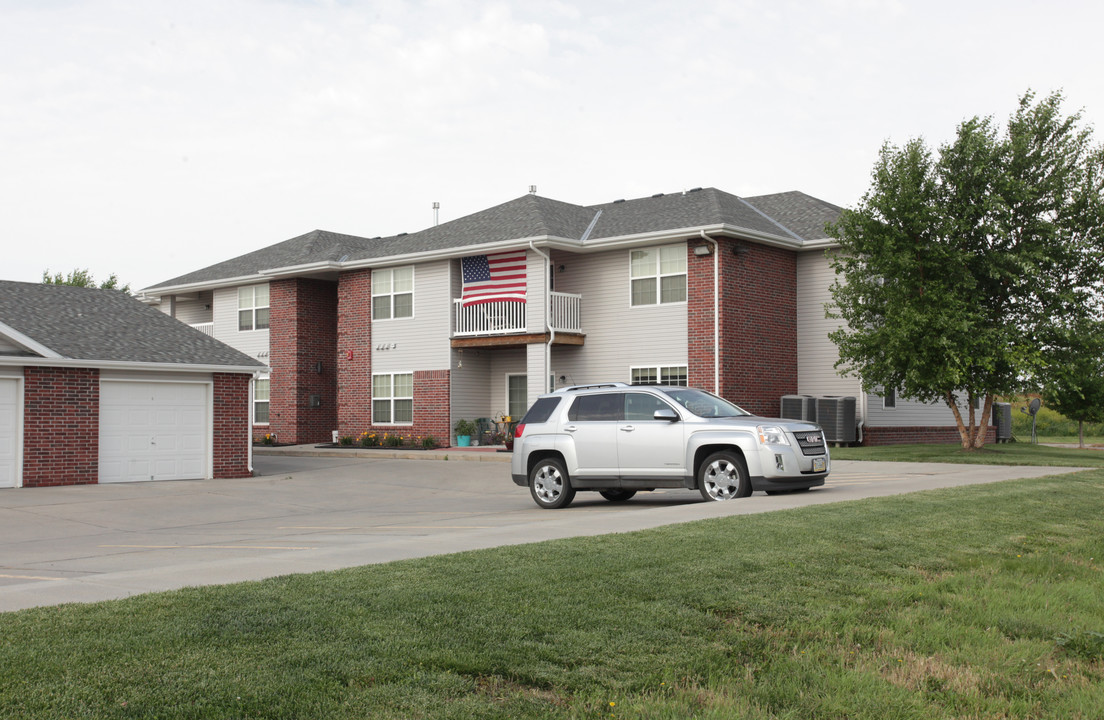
[0,378,18,489]
[99,381,209,483]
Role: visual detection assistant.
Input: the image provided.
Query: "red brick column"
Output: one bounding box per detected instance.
[23,367,99,487]
[337,269,373,435]
[269,278,338,444]
[213,372,252,478]
[689,240,798,417]
[413,369,450,446]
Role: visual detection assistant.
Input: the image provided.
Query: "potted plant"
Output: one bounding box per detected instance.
[454,418,476,447]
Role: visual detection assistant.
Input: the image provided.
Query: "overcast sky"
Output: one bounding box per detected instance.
[3,0,1102,291]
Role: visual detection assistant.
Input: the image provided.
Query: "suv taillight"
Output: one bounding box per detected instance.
[514,423,525,438]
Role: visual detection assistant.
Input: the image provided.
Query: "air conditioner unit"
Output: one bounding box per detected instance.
[780,395,817,422]
[992,402,1012,442]
[816,396,857,444]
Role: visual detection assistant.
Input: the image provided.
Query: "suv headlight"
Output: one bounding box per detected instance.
[756,425,790,446]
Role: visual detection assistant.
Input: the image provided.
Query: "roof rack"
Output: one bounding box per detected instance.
[553,382,629,393]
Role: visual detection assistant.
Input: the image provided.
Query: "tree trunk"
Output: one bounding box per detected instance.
[946,392,971,450]
[1080,420,1085,449]
[971,395,994,450]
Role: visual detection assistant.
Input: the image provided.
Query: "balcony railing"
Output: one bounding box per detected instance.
[190,322,215,337]
[453,291,582,336]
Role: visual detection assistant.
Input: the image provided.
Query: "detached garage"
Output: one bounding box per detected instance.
[0,280,264,488]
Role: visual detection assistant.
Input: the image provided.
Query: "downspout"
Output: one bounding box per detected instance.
[528,241,553,392]
[699,231,720,394]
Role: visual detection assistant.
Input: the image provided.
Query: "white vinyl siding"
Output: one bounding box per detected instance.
[630,244,686,306]
[545,248,687,390]
[795,250,860,400]
[372,267,414,320]
[373,372,413,425]
[238,285,270,331]
[212,287,270,365]
[171,292,214,326]
[373,260,450,372]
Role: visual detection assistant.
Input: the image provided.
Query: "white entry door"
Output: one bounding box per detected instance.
[99,381,209,483]
[0,378,19,488]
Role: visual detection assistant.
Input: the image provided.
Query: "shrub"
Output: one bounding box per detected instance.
[338,435,354,446]
[421,435,437,449]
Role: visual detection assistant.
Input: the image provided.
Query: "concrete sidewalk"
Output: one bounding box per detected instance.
[1,456,1089,612]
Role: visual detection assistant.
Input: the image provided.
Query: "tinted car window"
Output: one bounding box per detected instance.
[520,396,561,424]
[568,393,624,421]
[624,392,675,421]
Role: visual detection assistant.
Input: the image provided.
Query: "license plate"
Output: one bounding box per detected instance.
[812,457,826,473]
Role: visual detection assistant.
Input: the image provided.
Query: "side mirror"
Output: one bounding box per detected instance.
[654,408,680,422]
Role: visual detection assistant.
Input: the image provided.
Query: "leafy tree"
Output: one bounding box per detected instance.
[1043,319,1104,448]
[828,92,1104,450]
[42,268,131,295]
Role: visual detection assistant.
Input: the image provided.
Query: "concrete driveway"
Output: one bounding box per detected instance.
[0,453,1086,612]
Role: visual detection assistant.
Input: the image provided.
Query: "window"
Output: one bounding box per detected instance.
[624,392,675,421]
[372,267,414,320]
[238,285,270,331]
[631,365,688,386]
[568,393,624,421]
[507,375,528,419]
[253,377,270,424]
[373,372,413,424]
[630,244,686,306]
[882,386,896,410]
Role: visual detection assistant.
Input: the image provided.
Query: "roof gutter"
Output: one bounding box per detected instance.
[700,231,720,394]
[0,356,265,375]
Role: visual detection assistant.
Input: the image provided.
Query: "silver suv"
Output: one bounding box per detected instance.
[510,383,829,509]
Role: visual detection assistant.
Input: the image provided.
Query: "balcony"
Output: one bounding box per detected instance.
[190,322,215,337]
[452,292,584,347]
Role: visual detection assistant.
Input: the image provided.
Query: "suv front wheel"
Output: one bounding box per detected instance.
[529,458,575,509]
[698,451,751,501]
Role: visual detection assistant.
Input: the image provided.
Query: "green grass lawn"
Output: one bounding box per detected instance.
[2,467,1103,718]
[831,441,1104,467]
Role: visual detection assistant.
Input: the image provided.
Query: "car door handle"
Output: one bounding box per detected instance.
[620,425,635,432]
[564,425,578,432]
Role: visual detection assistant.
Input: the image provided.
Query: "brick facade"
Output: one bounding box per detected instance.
[14,367,254,488]
[336,269,373,435]
[22,366,100,487]
[268,278,338,444]
[862,425,996,446]
[688,239,798,417]
[213,373,253,478]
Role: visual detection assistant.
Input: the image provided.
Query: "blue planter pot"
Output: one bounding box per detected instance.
[456,435,471,447]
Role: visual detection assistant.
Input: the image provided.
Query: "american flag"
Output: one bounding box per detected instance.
[460,250,527,306]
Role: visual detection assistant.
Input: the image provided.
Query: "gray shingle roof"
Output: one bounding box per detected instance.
[0,280,264,368]
[145,187,842,292]
[742,191,843,241]
[148,229,380,290]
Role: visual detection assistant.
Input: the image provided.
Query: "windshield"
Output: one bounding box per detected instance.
[660,388,751,418]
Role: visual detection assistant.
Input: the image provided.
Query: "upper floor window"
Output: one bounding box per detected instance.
[373,267,414,320]
[882,386,897,410]
[630,245,686,306]
[238,285,270,331]
[631,365,688,386]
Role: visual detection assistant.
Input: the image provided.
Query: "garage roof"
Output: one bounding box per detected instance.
[0,280,265,369]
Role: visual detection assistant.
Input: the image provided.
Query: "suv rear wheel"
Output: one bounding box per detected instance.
[698,451,751,501]
[529,458,575,509]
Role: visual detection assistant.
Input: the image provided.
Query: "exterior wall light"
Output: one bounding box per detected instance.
[693,244,713,256]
